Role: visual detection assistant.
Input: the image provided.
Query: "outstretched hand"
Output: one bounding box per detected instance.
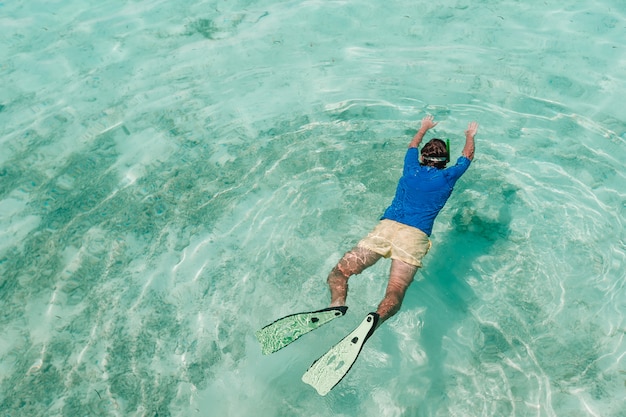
[408,115,437,148]
[462,121,478,161]
[420,115,438,131]
[465,121,479,138]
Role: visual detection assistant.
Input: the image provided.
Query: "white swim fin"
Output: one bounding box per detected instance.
[302,312,379,395]
[256,306,348,355]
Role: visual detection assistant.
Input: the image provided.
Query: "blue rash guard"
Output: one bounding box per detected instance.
[381,147,471,236]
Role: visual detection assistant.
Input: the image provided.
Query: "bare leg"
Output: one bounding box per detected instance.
[376,259,418,323]
[327,246,382,307]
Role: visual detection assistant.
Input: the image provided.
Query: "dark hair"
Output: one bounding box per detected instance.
[421,138,448,169]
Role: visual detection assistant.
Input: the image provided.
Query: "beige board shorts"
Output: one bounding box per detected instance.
[357,219,431,267]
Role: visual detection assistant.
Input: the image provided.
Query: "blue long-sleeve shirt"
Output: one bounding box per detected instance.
[381,147,471,236]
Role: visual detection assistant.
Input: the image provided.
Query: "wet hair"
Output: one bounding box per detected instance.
[421,138,448,169]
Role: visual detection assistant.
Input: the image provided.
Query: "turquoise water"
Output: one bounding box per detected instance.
[1,0,625,416]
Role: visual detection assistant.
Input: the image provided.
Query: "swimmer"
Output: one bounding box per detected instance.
[327,115,478,325]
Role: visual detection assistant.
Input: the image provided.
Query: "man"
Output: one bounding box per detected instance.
[327,115,477,325]
[257,115,478,395]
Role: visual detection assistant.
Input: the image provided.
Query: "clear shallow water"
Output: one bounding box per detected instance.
[0,0,625,416]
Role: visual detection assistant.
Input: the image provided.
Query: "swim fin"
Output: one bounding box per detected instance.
[302,312,379,395]
[256,306,348,355]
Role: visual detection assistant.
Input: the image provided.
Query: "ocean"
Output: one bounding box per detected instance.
[0,1,624,416]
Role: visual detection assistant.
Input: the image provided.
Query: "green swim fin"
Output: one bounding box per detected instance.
[302,312,379,395]
[256,306,348,355]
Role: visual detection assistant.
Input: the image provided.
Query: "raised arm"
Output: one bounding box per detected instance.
[408,115,438,148]
[463,121,478,160]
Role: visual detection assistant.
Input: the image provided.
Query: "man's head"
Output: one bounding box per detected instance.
[421,138,449,169]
